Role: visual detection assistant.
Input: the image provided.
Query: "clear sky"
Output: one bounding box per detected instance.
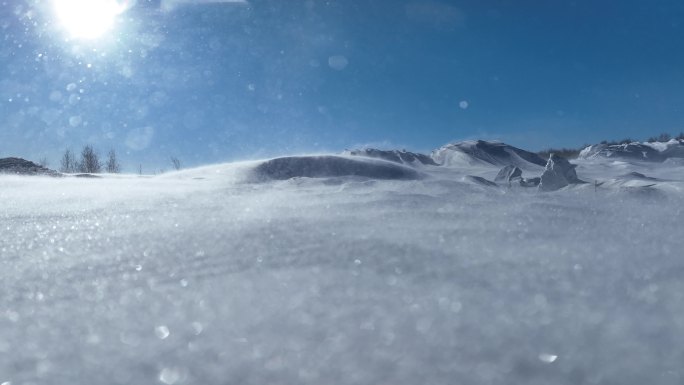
[2,0,684,170]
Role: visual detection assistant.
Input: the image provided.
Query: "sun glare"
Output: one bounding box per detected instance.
[53,0,128,40]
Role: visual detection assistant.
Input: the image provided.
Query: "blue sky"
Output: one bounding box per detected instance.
[2,0,684,170]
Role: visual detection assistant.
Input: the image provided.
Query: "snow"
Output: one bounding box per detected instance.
[538,154,585,192]
[579,140,684,162]
[1,150,684,384]
[251,155,423,181]
[432,140,547,169]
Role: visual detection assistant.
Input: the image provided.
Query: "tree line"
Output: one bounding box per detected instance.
[60,145,120,173]
[58,145,182,174]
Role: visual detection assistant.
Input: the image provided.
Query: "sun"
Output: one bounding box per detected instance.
[52,0,129,40]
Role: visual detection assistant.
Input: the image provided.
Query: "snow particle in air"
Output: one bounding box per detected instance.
[159,367,182,384]
[66,83,77,92]
[191,322,203,335]
[416,317,433,333]
[69,115,82,127]
[49,91,62,102]
[538,353,558,363]
[125,126,155,151]
[328,55,349,71]
[155,325,170,340]
[459,100,469,109]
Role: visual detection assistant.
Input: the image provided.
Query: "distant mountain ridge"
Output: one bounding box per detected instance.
[579,139,684,162]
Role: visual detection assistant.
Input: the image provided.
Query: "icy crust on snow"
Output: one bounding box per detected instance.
[432,140,547,169]
[1,156,684,385]
[251,155,423,181]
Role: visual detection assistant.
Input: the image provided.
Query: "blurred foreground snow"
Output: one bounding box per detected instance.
[1,155,684,385]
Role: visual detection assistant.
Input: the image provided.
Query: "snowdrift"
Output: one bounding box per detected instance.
[251,155,423,181]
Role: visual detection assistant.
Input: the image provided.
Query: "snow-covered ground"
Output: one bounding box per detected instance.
[2,149,684,385]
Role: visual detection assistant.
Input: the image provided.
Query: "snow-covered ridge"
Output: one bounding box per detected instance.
[343,148,438,166]
[430,140,547,169]
[579,139,684,162]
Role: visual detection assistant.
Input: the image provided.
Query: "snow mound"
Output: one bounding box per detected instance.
[616,172,660,181]
[344,148,438,166]
[431,140,546,168]
[579,140,684,162]
[464,175,499,187]
[0,157,60,176]
[252,155,423,181]
[539,154,586,191]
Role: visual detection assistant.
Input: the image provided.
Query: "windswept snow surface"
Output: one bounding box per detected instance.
[2,154,684,385]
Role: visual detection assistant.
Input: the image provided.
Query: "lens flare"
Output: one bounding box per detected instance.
[52,0,130,40]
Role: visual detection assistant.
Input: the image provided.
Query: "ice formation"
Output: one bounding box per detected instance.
[538,154,585,192]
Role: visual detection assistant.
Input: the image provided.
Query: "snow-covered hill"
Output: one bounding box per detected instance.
[579,139,684,162]
[0,157,61,176]
[431,140,547,169]
[1,145,684,385]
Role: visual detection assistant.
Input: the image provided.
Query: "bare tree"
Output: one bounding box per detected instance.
[79,145,101,173]
[38,157,49,168]
[106,149,121,173]
[170,156,181,170]
[60,149,76,173]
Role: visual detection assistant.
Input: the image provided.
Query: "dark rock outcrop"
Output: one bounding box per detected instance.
[0,157,61,177]
[74,173,102,178]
